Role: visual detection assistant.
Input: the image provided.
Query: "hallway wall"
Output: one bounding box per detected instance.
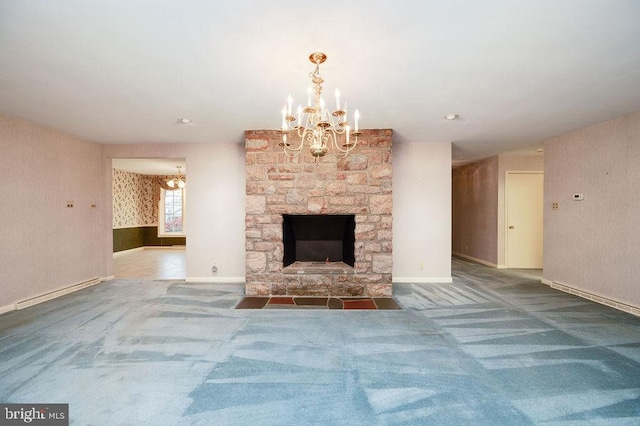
[544,111,640,309]
[452,156,499,266]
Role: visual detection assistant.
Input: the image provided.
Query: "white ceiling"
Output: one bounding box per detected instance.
[1,1,640,167]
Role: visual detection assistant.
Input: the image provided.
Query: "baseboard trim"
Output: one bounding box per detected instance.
[393,277,453,284]
[0,304,14,315]
[452,252,499,269]
[186,277,245,284]
[15,277,101,310]
[101,275,115,282]
[542,278,640,317]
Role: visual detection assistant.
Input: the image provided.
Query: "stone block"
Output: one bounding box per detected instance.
[286,189,306,205]
[246,165,267,181]
[268,173,295,181]
[246,229,261,239]
[271,283,287,295]
[381,216,393,229]
[365,242,382,253]
[369,194,392,214]
[246,138,270,152]
[307,197,327,214]
[330,196,355,205]
[352,274,383,284]
[266,195,286,204]
[268,261,282,272]
[262,224,282,241]
[332,282,366,297]
[254,242,275,251]
[288,276,331,296]
[366,284,392,298]
[296,174,316,189]
[337,154,368,171]
[326,181,347,195]
[256,152,279,164]
[372,254,393,274]
[378,230,393,241]
[245,282,270,296]
[246,252,267,273]
[369,164,392,180]
[256,214,281,224]
[355,262,371,273]
[246,195,266,214]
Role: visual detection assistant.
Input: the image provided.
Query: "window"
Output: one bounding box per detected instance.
[159,188,186,237]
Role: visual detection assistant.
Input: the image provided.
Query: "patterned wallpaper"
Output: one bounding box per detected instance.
[112,169,159,228]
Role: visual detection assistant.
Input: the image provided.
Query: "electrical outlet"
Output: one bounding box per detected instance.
[66,201,74,208]
[552,202,559,210]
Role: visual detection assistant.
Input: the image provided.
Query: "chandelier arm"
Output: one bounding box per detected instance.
[286,132,305,152]
[283,149,303,158]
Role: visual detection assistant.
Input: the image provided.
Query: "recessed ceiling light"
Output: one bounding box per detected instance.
[444,114,459,121]
[178,117,192,124]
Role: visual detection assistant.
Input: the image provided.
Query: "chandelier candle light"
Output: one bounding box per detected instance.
[279,52,361,160]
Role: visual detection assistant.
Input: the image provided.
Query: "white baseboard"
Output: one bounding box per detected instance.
[0,304,14,315]
[185,277,245,284]
[393,277,453,284]
[542,278,640,317]
[452,252,499,268]
[101,275,115,282]
[15,277,101,310]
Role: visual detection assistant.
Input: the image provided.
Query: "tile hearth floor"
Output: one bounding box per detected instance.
[236,296,402,310]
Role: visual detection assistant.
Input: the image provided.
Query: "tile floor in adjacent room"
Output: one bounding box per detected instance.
[2,256,640,425]
[113,246,186,280]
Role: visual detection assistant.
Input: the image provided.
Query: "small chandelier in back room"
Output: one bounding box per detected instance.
[166,166,185,189]
[278,52,361,161]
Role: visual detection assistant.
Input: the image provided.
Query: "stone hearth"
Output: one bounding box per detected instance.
[245,129,393,297]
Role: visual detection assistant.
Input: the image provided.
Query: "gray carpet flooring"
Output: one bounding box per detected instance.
[1,257,640,425]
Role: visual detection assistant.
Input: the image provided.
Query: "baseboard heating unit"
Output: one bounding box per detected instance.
[15,277,101,310]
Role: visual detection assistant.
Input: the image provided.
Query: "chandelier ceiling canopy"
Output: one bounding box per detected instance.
[279,52,361,160]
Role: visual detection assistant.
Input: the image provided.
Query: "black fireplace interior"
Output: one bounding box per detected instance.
[283,214,355,267]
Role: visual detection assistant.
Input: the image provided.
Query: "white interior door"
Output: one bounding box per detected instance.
[506,172,544,268]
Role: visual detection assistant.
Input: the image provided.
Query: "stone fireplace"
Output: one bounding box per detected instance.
[245,129,392,297]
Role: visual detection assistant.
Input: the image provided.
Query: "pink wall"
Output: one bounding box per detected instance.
[0,114,103,309]
[452,156,499,266]
[544,111,640,309]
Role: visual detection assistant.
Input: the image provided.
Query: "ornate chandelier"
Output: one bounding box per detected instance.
[279,52,361,160]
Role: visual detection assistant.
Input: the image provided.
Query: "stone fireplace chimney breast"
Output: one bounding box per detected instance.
[245,129,393,297]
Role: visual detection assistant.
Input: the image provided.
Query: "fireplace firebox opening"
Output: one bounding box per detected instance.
[283,214,355,267]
